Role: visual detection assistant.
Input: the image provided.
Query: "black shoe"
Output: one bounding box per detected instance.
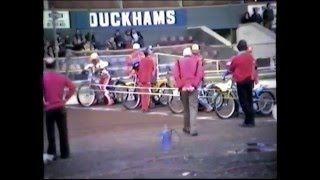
[190,132,198,136]
[60,154,70,159]
[239,123,255,128]
[183,127,190,134]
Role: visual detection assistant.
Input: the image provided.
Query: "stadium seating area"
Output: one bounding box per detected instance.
[157,36,194,46]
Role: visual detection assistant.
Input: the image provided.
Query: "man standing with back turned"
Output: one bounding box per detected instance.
[173,47,204,136]
[137,49,155,112]
[229,40,256,127]
[43,57,76,160]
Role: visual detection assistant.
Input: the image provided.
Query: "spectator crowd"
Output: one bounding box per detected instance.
[240,2,275,30]
[44,28,144,58]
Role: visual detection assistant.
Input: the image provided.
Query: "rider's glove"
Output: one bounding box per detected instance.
[81,69,87,75]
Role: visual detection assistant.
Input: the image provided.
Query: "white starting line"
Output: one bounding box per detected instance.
[66,106,277,122]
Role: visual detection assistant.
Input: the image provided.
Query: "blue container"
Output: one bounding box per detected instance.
[160,126,172,152]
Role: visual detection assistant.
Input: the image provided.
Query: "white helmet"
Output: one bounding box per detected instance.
[133,43,141,50]
[191,44,200,52]
[183,47,192,57]
[44,57,55,64]
[89,53,99,62]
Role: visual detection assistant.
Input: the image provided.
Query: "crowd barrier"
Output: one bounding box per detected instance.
[52,51,275,85]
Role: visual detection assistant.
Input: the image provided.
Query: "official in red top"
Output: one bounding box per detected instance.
[137,50,155,112]
[229,40,256,127]
[173,47,204,136]
[126,43,145,76]
[43,57,76,159]
[191,44,213,112]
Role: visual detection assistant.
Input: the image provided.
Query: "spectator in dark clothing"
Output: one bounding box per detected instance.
[262,3,275,30]
[114,29,125,49]
[241,12,252,24]
[106,37,117,50]
[85,32,96,49]
[124,30,133,49]
[72,29,85,51]
[64,35,73,49]
[250,8,263,24]
[131,28,144,48]
[44,40,55,58]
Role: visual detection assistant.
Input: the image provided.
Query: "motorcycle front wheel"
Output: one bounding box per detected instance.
[214,92,237,119]
[167,89,184,114]
[76,84,97,107]
[258,91,275,116]
[123,86,141,110]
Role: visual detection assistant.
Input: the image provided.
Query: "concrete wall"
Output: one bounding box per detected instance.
[236,23,276,59]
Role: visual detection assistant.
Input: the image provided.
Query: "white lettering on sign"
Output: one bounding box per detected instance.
[132,11,142,26]
[143,11,152,26]
[152,11,165,25]
[99,12,109,27]
[166,10,176,25]
[110,12,121,27]
[89,13,98,27]
[89,10,177,27]
[121,12,131,26]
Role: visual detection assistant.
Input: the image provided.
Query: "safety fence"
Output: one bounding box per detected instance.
[76,81,276,103]
[52,52,275,85]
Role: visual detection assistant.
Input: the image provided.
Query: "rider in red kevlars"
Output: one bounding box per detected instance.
[84,53,114,105]
[126,43,145,77]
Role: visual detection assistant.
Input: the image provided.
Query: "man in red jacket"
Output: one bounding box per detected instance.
[173,47,204,136]
[229,40,256,127]
[126,43,145,76]
[137,49,155,112]
[43,57,76,160]
[191,44,213,112]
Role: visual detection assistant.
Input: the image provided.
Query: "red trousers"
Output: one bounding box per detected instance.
[139,83,151,111]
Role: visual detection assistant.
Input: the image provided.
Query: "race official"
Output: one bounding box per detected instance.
[126,43,145,76]
[173,47,204,136]
[229,40,256,127]
[137,49,155,112]
[43,57,76,159]
[191,44,213,112]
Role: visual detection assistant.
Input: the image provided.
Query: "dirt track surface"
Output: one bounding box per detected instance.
[44,105,277,179]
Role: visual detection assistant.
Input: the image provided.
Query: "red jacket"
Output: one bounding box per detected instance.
[43,71,76,111]
[126,51,145,66]
[137,57,155,84]
[229,51,255,83]
[192,54,204,65]
[173,56,204,88]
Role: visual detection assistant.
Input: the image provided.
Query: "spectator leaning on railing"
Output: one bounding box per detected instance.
[131,28,144,48]
[72,29,85,51]
[124,30,133,49]
[106,37,117,50]
[114,29,125,49]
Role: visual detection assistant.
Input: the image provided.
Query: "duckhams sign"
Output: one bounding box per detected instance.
[89,9,186,28]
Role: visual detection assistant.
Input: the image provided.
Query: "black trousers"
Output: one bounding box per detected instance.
[237,80,255,125]
[45,107,70,158]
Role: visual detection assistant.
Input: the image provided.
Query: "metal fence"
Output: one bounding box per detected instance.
[50,50,275,85]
